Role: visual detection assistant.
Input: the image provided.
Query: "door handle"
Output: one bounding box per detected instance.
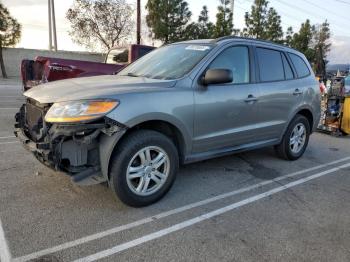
[244,94,258,103]
[293,88,303,95]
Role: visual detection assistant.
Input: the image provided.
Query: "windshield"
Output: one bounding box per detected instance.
[118,43,214,80]
[106,48,129,64]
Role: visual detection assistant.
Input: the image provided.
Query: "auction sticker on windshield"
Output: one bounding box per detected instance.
[185,45,211,51]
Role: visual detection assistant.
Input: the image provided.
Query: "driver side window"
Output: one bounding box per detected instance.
[208,46,250,84]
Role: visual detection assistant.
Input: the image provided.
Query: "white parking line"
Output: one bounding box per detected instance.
[0,101,24,103]
[0,142,17,145]
[11,156,350,262]
[0,218,12,262]
[74,162,350,262]
[0,136,15,139]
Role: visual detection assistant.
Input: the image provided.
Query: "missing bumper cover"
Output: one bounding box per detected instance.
[14,104,127,185]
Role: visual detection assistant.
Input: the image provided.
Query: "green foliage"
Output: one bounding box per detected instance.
[242,0,283,42]
[183,5,214,40]
[289,19,315,60]
[146,0,191,43]
[213,0,233,38]
[0,3,21,78]
[243,0,269,39]
[313,20,331,76]
[284,26,294,46]
[265,8,283,42]
[286,19,331,76]
[66,0,134,51]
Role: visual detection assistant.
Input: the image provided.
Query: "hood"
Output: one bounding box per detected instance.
[24,75,177,104]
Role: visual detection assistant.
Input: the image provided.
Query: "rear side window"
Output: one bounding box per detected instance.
[208,46,250,84]
[256,48,284,82]
[288,53,310,78]
[282,53,294,80]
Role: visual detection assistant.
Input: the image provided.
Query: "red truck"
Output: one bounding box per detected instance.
[21,44,155,90]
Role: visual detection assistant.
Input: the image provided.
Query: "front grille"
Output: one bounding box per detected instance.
[26,102,43,130]
[24,99,49,141]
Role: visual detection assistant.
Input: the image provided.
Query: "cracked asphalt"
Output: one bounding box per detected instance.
[0,79,349,262]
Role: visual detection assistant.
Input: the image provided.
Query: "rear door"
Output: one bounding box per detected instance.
[254,47,303,141]
[193,44,260,153]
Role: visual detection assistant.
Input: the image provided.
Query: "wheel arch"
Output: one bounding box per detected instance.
[297,108,314,132]
[99,117,190,180]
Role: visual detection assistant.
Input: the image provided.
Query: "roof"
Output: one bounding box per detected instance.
[177,36,299,53]
[214,36,297,51]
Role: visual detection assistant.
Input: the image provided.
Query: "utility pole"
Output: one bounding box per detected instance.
[48,0,57,51]
[231,0,234,26]
[136,0,141,44]
[51,0,58,51]
[48,0,52,50]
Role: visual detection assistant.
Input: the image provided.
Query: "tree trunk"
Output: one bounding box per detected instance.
[0,43,8,79]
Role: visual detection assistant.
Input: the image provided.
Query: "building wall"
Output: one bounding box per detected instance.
[2,47,105,77]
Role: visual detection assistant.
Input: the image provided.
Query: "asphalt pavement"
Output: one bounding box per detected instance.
[0,80,349,262]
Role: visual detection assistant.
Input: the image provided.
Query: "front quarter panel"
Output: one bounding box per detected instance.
[105,86,194,155]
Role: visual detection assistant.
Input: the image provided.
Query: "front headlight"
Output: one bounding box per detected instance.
[45,100,119,123]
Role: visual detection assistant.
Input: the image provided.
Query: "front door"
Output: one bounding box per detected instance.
[193,45,259,153]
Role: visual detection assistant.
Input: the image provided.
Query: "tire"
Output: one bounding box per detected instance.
[275,115,310,160]
[109,130,179,207]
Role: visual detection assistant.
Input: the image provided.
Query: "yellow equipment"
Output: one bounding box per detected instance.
[341,97,350,135]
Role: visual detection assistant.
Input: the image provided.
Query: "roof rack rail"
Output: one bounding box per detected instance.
[213,35,293,50]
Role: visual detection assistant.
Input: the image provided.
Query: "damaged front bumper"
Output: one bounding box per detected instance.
[14,101,126,185]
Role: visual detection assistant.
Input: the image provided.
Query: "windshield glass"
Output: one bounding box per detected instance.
[118,43,214,80]
[106,48,129,64]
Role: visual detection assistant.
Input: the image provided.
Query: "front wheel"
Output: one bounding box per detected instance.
[275,115,310,160]
[109,130,179,207]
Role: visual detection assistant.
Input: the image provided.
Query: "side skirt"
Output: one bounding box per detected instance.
[184,139,279,164]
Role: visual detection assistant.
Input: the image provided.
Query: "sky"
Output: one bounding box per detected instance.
[2,0,350,63]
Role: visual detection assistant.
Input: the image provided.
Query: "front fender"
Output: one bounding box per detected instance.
[98,113,192,180]
[99,130,126,180]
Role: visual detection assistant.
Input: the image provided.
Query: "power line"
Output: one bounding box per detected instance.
[333,0,350,5]
[273,0,350,35]
[302,0,349,22]
[236,0,350,36]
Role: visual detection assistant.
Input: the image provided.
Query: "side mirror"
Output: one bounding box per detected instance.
[201,69,233,85]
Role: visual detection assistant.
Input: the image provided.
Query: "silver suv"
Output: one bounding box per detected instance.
[15,37,321,206]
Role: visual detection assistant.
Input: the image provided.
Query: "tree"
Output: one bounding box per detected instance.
[242,0,283,42]
[197,6,214,38]
[287,19,331,76]
[183,5,214,40]
[0,3,21,78]
[313,20,331,76]
[243,0,269,39]
[213,0,233,38]
[146,0,191,43]
[284,26,294,46]
[290,19,315,61]
[66,0,134,51]
[265,8,283,42]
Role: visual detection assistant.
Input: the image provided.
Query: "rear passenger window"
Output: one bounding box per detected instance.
[288,53,310,78]
[256,48,284,82]
[282,53,294,80]
[208,46,249,84]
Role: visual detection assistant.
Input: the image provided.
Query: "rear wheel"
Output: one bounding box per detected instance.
[109,130,179,207]
[275,115,310,160]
